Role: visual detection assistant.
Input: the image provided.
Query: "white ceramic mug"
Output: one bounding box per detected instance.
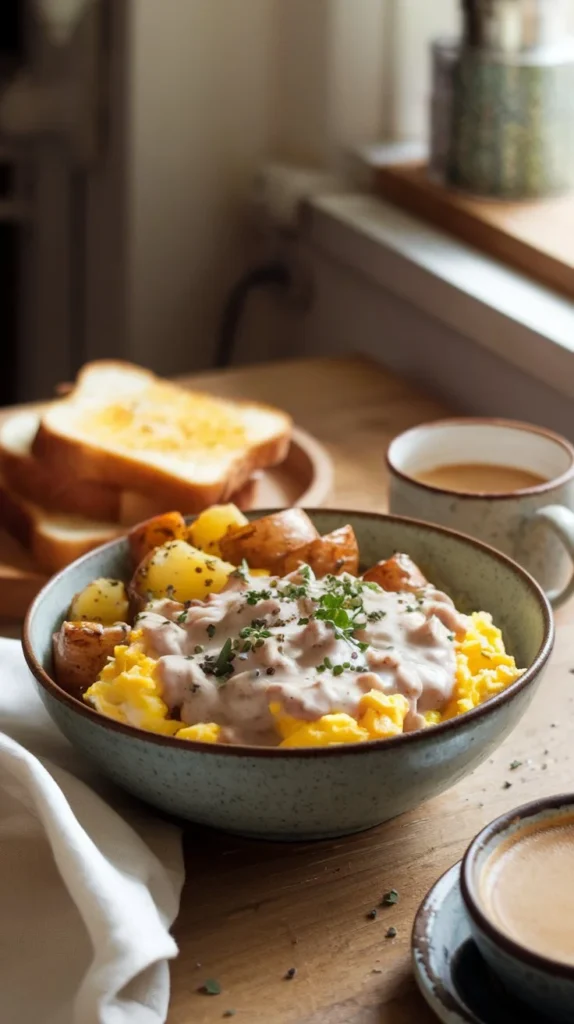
[387,418,574,607]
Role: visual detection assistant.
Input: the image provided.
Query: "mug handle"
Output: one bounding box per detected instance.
[534,505,574,608]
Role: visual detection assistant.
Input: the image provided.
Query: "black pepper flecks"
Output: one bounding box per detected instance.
[503,781,512,790]
[386,926,397,939]
[366,908,378,920]
[284,967,297,980]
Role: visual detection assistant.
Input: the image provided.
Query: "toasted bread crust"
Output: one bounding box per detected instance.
[32,360,292,510]
[0,410,122,520]
[0,442,121,520]
[0,480,122,574]
[32,421,291,513]
[118,475,259,527]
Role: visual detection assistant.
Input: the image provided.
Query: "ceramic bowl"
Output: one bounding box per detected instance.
[23,510,553,841]
[461,795,574,1022]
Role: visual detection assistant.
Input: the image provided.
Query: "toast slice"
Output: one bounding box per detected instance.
[33,361,292,511]
[0,476,123,574]
[0,410,121,521]
[118,474,260,527]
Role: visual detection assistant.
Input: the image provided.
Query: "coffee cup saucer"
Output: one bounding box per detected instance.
[412,862,556,1024]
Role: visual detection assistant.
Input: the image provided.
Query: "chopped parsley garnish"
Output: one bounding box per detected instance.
[177,611,188,625]
[231,559,250,582]
[298,617,309,626]
[206,624,216,638]
[280,584,308,600]
[194,644,204,654]
[246,589,272,605]
[382,889,399,906]
[367,610,386,622]
[214,638,234,677]
[239,625,271,641]
[447,633,455,642]
[366,908,378,920]
[509,759,522,771]
[165,584,175,599]
[200,978,221,996]
[386,926,397,939]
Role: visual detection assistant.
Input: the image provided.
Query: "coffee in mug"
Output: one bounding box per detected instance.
[387,418,574,606]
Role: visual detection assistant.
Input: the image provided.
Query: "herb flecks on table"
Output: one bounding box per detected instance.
[381,889,399,906]
[200,978,222,996]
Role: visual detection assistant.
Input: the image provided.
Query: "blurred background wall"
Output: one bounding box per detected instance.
[4,0,573,402]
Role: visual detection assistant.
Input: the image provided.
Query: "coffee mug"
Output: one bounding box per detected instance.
[387,418,574,607]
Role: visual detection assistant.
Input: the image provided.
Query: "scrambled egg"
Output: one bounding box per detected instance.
[84,612,522,747]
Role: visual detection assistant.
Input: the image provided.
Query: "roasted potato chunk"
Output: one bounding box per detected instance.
[282,526,359,577]
[132,539,235,603]
[52,621,129,696]
[219,509,319,571]
[362,553,428,592]
[128,511,187,568]
[68,577,130,625]
[188,503,248,557]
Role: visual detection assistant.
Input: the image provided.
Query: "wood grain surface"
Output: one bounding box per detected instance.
[375,161,574,300]
[5,356,570,1023]
[159,356,571,1024]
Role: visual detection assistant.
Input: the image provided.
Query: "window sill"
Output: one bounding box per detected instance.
[306,158,574,404]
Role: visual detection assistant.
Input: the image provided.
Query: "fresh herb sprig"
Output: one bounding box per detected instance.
[314,583,370,654]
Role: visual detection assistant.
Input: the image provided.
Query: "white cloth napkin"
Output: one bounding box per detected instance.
[0,638,184,1024]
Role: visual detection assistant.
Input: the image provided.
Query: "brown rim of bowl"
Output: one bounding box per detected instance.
[460,794,574,980]
[387,417,574,500]
[411,862,477,1024]
[22,508,554,760]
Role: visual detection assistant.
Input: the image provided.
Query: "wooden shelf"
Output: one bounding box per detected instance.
[375,162,574,300]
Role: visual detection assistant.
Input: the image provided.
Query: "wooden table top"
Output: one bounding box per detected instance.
[163,356,573,1023]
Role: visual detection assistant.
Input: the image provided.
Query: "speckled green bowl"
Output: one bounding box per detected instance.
[23,511,553,840]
